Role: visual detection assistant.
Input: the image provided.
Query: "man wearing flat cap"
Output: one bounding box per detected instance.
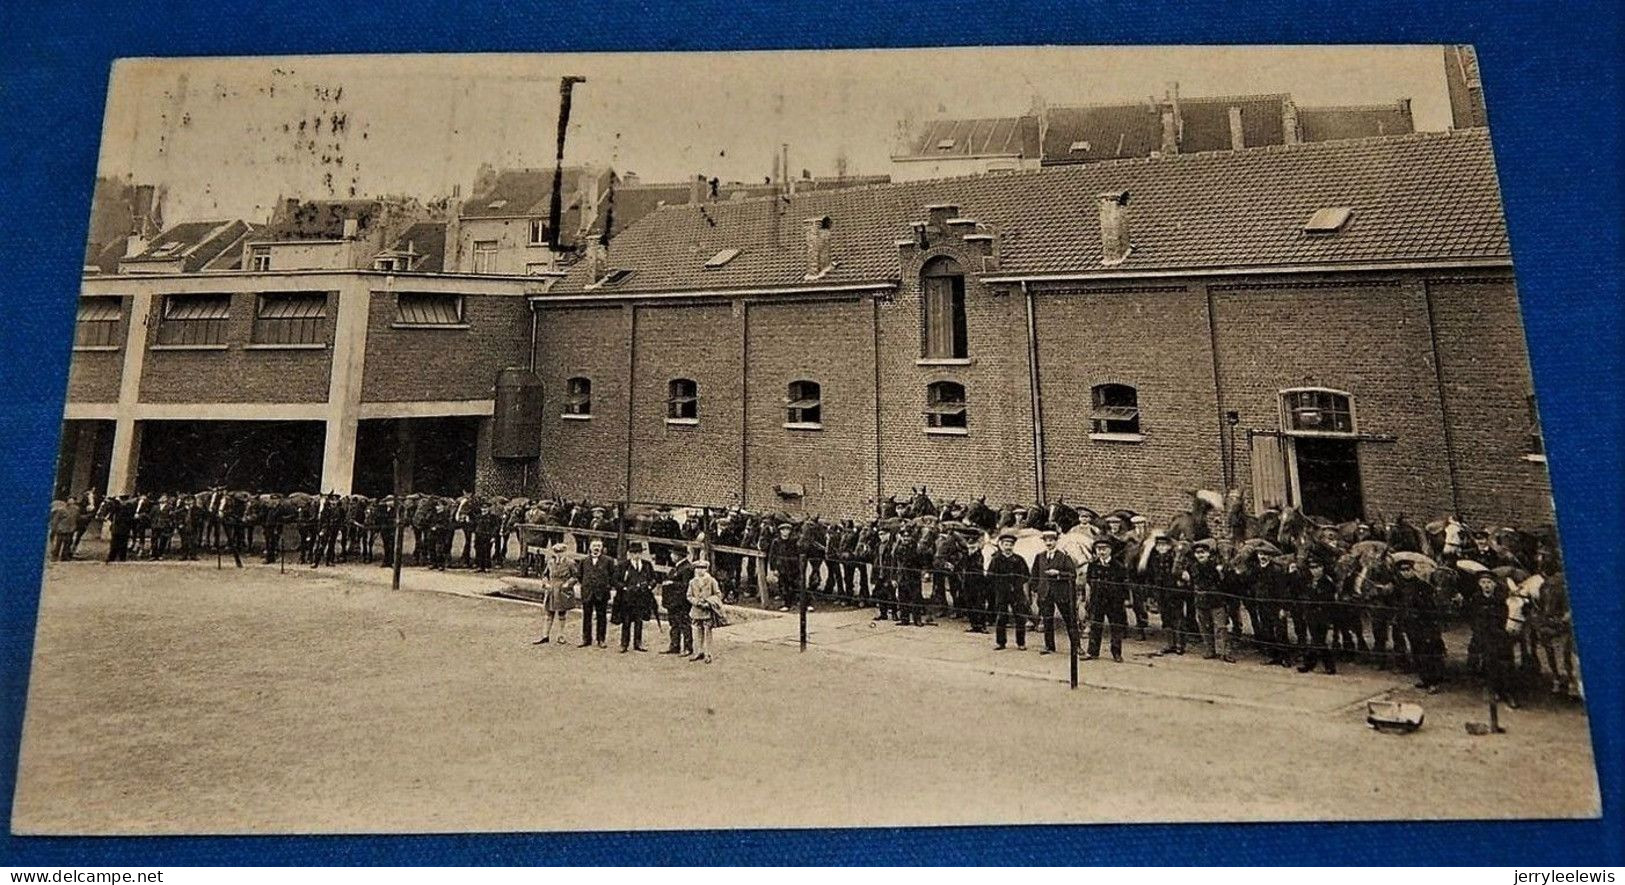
[1033,528,1079,656]
[987,531,1030,650]
[1084,537,1129,662]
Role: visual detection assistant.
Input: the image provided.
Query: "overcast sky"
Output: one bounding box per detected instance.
[98,45,1457,224]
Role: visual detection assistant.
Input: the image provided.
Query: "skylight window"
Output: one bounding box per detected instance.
[936,138,956,150]
[1303,207,1354,234]
[704,248,741,268]
[599,268,634,286]
[1069,140,1092,153]
[487,199,508,209]
[152,242,183,256]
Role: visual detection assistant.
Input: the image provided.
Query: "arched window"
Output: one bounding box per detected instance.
[786,380,822,426]
[920,256,968,360]
[925,380,968,431]
[667,378,699,422]
[1090,383,1141,437]
[1281,388,1355,435]
[564,376,592,417]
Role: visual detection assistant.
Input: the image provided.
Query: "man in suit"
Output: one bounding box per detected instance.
[178,495,203,561]
[1033,529,1079,655]
[661,548,696,656]
[769,522,802,613]
[577,538,616,648]
[1146,535,1187,654]
[615,542,658,652]
[1084,537,1129,662]
[987,531,1030,650]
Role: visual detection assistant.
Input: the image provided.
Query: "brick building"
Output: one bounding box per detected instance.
[530,128,1552,528]
[59,218,539,499]
[892,87,1416,179]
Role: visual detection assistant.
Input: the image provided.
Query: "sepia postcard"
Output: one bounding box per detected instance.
[12,45,1601,834]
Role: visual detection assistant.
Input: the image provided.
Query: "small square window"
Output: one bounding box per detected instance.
[249,245,271,272]
[565,377,592,417]
[528,219,547,246]
[786,380,822,425]
[472,240,499,274]
[925,381,967,430]
[1090,384,1141,436]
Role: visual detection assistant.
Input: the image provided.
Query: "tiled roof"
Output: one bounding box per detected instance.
[1041,94,1290,164]
[121,220,252,272]
[609,176,894,236]
[261,200,383,240]
[462,167,605,219]
[551,129,1507,297]
[902,116,1041,158]
[382,221,448,272]
[1299,103,1416,143]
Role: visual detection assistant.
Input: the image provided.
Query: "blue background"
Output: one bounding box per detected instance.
[0,0,1618,866]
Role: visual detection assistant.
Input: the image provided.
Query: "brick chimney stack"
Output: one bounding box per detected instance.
[585,240,609,285]
[1098,191,1132,266]
[1282,98,1300,145]
[1160,82,1182,155]
[803,215,833,279]
[1228,106,1245,151]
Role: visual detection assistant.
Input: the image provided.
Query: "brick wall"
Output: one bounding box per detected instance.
[361,292,530,403]
[745,297,878,517]
[881,236,1036,509]
[1033,283,1225,517]
[140,291,333,404]
[66,294,127,403]
[533,305,630,501]
[473,416,533,497]
[628,303,744,508]
[1427,277,1554,527]
[1211,280,1456,521]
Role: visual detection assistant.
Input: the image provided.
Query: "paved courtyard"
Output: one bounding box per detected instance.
[11,558,1601,834]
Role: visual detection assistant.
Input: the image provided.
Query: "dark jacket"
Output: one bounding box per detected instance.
[1084,557,1128,612]
[1188,559,1224,609]
[662,557,695,615]
[986,549,1030,602]
[578,553,618,603]
[614,558,658,623]
[1032,549,1078,602]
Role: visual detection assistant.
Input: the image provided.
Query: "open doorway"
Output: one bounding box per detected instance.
[1290,436,1364,523]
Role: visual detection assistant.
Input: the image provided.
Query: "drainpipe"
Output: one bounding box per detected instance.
[1023,281,1046,503]
[740,301,750,507]
[1204,284,1229,491]
[1422,282,1463,517]
[528,305,538,372]
[872,294,884,508]
[623,305,637,503]
[524,306,539,493]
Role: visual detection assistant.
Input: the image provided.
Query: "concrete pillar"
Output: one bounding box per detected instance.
[68,423,99,495]
[320,281,372,494]
[106,291,153,495]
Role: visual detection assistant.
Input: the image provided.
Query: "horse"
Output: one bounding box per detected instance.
[1167,489,1224,542]
[964,496,999,533]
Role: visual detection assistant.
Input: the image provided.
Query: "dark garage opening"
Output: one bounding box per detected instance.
[136,420,325,493]
[352,417,479,498]
[54,419,115,498]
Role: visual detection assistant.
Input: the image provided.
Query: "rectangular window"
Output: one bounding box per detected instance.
[74,297,122,348]
[1527,394,1544,456]
[472,240,499,273]
[565,377,592,417]
[1283,389,1355,434]
[249,244,271,272]
[252,292,327,345]
[528,219,547,246]
[922,275,968,359]
[1090,384,1142,436]
[157,293,231,346]
[395,292,464,327]
[667,378,699,422]
[786,380,822,426]
[925,381,968,430]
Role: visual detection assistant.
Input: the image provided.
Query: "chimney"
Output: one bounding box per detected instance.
[1098,191,1131,266]
[1160,82,1182,155]
[342,217,360,239]
[132,184,161,238]
[584,240,609,285]
[925,203,958,229]
[1282,98,1300,145]
[444,194,463,272]
[1397,97,1413,119]
[689,174,707,205]
[1228,106,1245,151]
[803,216,833,279]
[123,232,148,258]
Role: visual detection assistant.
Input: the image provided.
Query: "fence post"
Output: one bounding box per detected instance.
[392,500,404,591]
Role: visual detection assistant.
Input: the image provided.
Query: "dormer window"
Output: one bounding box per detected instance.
[249,244,271,272]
